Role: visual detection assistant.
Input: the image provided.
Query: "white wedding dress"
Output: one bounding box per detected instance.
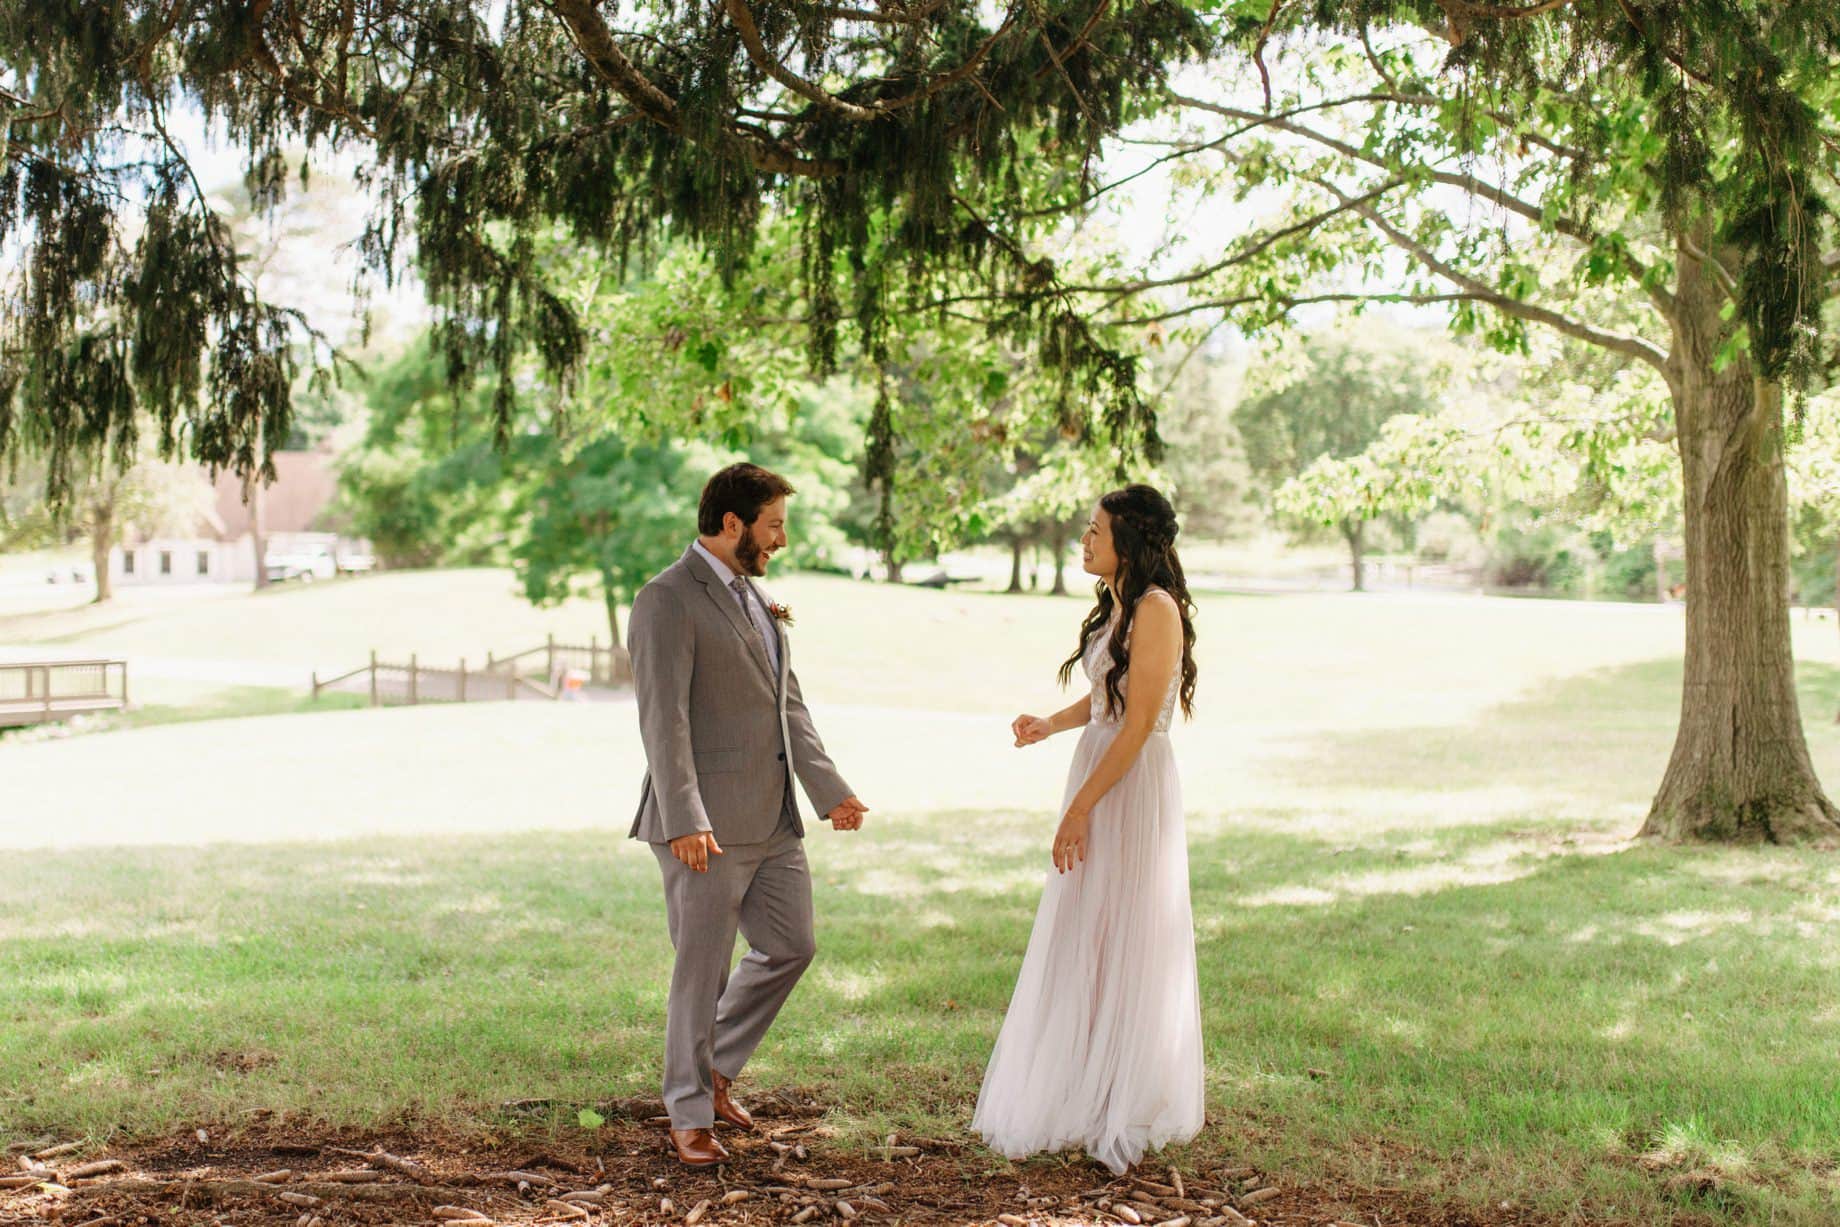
[973,589,1205,1174]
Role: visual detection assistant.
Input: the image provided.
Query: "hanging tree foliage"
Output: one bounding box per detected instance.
[0,0,1219,516]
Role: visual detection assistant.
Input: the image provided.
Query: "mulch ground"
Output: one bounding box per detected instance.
[0,1094,1630,1227]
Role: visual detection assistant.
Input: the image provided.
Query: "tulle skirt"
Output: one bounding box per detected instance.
[972,723,1205,1174]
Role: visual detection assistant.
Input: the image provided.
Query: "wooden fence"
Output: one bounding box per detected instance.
[312,653,558,706]
[310,636,630,708]
[482,634,632,689]
[0,660,129,728]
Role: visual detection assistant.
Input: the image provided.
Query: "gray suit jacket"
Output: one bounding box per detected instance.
[628,547,853,845]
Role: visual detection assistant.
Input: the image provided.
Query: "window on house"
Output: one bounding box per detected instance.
[159,551,172,575]
[197,551,210,575]
[123,550,135,574]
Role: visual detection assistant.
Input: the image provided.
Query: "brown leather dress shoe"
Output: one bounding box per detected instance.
[668,1128,729,1167]
[711,1071,755,1131]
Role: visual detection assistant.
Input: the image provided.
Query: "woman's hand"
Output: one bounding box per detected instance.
[1052,805,1091,873]
[1012,714,1052,747]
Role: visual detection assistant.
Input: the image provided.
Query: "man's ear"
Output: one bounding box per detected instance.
[723,511,745,538]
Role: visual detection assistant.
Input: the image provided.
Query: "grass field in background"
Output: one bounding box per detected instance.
[4,570,1840,1224]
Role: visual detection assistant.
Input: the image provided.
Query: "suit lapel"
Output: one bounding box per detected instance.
[683,547,777,687]
[771,605,789,697]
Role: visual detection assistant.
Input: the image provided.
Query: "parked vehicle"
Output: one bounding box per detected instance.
[335,548,377,575]
[264,545,338,583]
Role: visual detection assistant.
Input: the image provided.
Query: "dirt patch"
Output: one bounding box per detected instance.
[0,1098,1661,1227]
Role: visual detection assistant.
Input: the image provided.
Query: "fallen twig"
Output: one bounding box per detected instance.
[67,1178,475,1205]
[329,1146,432,1182]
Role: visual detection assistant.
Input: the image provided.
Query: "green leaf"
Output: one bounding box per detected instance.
[578,1108,606,1130]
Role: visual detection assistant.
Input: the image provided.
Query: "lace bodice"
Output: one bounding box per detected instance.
[1084,588,1181,732]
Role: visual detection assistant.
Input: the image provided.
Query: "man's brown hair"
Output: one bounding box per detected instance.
[698,463,796,536]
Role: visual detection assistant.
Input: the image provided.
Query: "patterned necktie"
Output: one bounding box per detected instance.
[730,576,769,654]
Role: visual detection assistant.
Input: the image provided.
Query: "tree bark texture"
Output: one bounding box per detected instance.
[1641,240,1840,845]
[1342,518,1366,592]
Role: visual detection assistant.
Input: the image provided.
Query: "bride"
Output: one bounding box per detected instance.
[972,483,1204,1175]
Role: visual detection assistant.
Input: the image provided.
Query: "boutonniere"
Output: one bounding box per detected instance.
[767,601,794,628]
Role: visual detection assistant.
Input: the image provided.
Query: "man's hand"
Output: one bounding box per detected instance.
[669,831,724,873]
[827,797,868,832]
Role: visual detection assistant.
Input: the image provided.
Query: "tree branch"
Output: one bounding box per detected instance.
[818,1,948,24]
[543,0,843,177]
[1016,91,1408,220]
[1169,92,1676,318]
[1680,232,1739,299]
[1330,183,1670,372]
[724,0,883,122]
[1444,0,1577,18]
[873,10,1018,112]
[1064,180,1404,300]
[1103,290,1484,328]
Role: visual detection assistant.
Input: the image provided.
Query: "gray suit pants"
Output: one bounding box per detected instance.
[651,792,815,1129]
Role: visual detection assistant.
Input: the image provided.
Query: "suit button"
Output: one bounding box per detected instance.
[776,752,786,761]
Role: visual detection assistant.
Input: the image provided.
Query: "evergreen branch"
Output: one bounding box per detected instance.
[725,0,1017,121]
[1033,16,1102,149]
[1610,0,1712,87]
[1442,0,1577,19]
[543,0,844,177]
[724,0,884,122]
[816,2,949,24]
[1039,0,1112,76]
[122,0,192,78]
[871,13,1017,111]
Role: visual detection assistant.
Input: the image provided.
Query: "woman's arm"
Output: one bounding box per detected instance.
[1051,593,1181,872]
[1011,695,1091,747]
[1045,694,1092,734]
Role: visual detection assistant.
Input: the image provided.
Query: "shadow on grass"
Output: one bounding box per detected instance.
[3,816,1839,1220]
[1257,658,1840,801]
[0,686,368,746]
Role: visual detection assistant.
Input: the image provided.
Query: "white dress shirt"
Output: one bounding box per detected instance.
[692,539,781,676]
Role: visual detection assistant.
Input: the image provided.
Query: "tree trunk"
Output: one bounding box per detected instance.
[89,502,113,604]
[1341,518,1367,592]
[1652,536,1670,603]
[881,548,904,583]
[1050,523,1070,596]
[1641,241,1839,845]
[248,421,270,590]
[601,571,623,649]
[249,473,269,590]
[1006,535,1025,594]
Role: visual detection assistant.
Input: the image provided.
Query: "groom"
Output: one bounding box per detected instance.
[628,462,868,1167]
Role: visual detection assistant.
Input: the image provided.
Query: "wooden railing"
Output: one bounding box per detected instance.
[482,634,632,689]
[0,660,129,728]
[311,652,558,707]
[310,635,631,708]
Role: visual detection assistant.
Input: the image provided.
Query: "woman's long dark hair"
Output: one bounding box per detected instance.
[1057,484,1199,721]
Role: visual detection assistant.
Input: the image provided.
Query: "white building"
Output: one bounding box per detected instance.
[109,451,367,586]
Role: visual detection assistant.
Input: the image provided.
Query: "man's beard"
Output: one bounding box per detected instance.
[735,527,769,576]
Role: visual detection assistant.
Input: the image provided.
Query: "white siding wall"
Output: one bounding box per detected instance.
[112,537,258,585]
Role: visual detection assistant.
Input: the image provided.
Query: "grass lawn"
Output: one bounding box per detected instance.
[3,571,1840,1224]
